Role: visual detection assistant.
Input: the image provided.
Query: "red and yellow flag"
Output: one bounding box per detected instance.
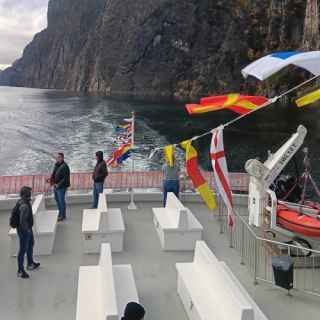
[180,140,216,210]
[186,94,268,115]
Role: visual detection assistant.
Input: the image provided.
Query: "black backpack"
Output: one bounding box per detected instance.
[10,201,21,229]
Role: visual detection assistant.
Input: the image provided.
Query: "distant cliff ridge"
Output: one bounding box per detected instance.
[0,0,319,101]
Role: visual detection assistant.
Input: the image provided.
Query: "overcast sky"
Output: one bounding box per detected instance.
[0,0,48,69]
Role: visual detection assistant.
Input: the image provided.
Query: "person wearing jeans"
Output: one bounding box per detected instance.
[162,157,180,207]
[92,151,108,208]
[93,182,104,208]
[50,153,70,221]
[16,186,40,279]
[54,187,67,219]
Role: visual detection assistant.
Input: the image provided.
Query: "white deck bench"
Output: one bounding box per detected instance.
[82,192,125,253]
[153,193,203,251]
[219,262,268,320]
[9,194,58,256]
[176,241,268,320]
[76,243,139,320]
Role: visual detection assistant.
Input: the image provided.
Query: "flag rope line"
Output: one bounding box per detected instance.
[149,74,320,157]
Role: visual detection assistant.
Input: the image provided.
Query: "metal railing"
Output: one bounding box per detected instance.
[0,171,249,195]
[218,197,320,297]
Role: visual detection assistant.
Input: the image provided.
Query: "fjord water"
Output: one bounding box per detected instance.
[0,86,320,182]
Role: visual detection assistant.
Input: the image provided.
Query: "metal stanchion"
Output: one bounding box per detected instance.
[254,238,259,285]
[229,228,234,248]
[240,219,245,265]
[218,195,224,234]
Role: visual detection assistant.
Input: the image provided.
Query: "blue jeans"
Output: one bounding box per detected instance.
[93,182,104,208]
[163,180,180,207]
[54,187,67,219]
[17,229,34,272]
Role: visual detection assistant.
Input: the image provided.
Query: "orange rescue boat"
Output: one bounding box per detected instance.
[277,204,320,238]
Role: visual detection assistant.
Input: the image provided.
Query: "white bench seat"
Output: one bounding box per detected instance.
[220,262,268,320]
[35,210,59,234]
[82,193,125,253]
[83,209,125,234]
[153,193,203,251]
[177,263,224,320]
[82,209,101,232]
[9,194,58,256]
[153,208,203,231]
[76,243,139,320]
[113,265,139,317]
[77,266,105,320]
[176,241,268,320]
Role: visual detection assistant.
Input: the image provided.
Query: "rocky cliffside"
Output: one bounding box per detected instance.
[0,0,318,101]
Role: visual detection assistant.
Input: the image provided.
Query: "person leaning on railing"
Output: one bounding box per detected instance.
[162,156,180,207]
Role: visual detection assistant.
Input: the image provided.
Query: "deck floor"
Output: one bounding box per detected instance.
[0,200,319,320]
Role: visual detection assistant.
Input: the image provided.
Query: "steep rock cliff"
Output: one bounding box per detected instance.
[0,0,318,101]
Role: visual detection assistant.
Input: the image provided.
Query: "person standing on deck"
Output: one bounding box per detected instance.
[162,156,180,207]
[15,186,40,279]
[50,153,70,221]
[92,151,108,208]
[121,302,145,320]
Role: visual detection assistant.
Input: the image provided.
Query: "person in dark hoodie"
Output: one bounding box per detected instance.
[50,153,70,221]
[122,302,145,320]
[92,151,108,208]
[16,186,40,279]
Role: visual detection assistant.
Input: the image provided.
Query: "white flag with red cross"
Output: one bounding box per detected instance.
[210,126,235,227]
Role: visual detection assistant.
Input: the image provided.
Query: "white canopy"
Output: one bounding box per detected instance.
[242,51,320,81]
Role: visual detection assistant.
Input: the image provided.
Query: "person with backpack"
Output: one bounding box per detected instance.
[10,186,40,279]
[92,151,108,208]
[49,152,71,221]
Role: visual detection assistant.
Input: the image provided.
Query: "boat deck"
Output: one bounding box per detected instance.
[0,200,319,320]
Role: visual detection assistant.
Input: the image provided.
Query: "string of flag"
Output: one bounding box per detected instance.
[107,116,134,167]
[107,51,320,223]
[150,73,320,157]
[152,74,320,224]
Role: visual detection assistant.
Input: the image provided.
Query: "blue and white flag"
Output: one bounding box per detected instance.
[242,51,320,81]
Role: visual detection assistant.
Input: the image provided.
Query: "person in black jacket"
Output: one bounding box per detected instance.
[50,153,70,221]
[121,302,145,320]
[92,151,108,208]
[17,186,40,279]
